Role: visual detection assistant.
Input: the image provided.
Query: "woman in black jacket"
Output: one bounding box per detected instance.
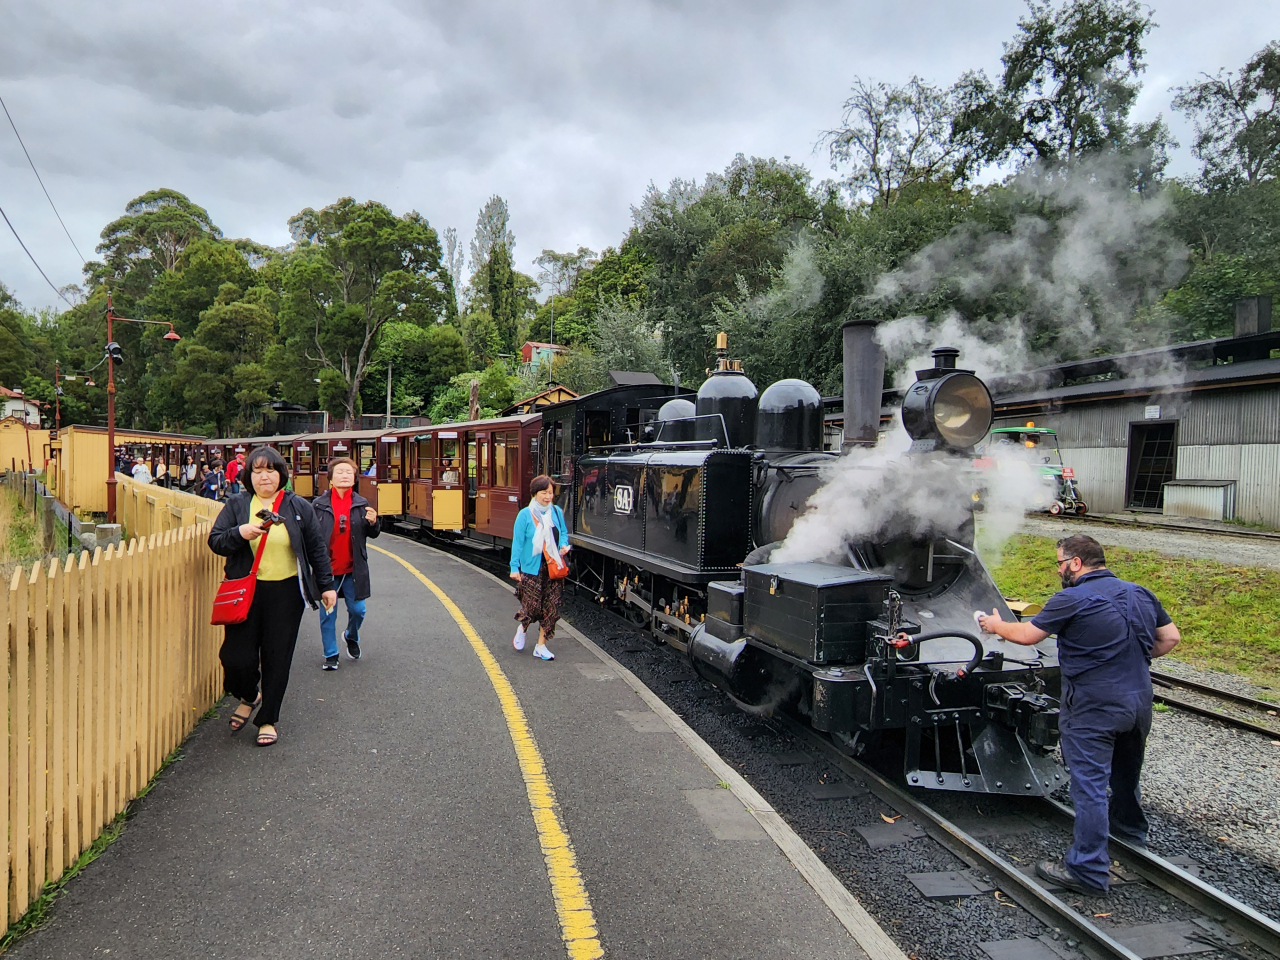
[208,446,336,747]
[311,456,381,669]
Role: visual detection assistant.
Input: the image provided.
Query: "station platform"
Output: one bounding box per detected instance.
[11,537,904,960]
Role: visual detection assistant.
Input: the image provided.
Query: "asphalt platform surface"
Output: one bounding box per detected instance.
[12,538,869,960]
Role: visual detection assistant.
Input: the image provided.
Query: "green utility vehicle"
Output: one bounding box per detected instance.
[980,425,1088,516]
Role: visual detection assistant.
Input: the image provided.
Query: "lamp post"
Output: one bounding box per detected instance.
[104,294,181,523]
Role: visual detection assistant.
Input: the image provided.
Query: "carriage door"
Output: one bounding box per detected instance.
[465,433,479,527]
[475,432,493,533]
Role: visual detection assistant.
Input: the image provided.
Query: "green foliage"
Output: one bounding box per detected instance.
[1173,41,1280,188]
[360,321,470,415]
[527,244,648,345]
[633,154,821,383]
[280,197,450,423]
[951,0,1160,170]
[428,363,519,423]
[550,299,670,395]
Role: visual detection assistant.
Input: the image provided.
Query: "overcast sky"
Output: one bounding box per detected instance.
[1,0,1276,312]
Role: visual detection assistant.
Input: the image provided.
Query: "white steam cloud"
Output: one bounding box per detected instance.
[772,423,1055,566]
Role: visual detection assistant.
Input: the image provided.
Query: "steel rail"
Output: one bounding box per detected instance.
[1150,669,1280,713]
[1151,688,1280,738]
[777,719,1144,960]
[1041,797,1280,957]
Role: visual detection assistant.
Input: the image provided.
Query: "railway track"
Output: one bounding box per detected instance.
[782,716,1280,960]
[1150,669,1280,739]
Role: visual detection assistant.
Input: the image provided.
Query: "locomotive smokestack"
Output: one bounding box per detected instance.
[841,319,885,450]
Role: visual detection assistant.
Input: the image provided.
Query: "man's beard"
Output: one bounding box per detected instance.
[1061,569,1076,589]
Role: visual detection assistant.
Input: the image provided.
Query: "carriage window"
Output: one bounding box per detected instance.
[357,442,376,476]
[439,438,460,484]
[551,421,567,479]
[478,437,490,486]
[316,441,329,471]
[387,440,402,481]
[494,434,508,486]
[279,444,294,468]
[416,438,434,480]
[296,445,313,473]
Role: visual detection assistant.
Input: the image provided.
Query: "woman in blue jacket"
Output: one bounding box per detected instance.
[509,475,570,661]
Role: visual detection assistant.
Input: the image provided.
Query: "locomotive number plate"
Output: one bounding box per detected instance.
[613,484,634,515]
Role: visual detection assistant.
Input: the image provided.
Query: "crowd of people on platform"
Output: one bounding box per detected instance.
[117,448,247,501]
[202,450,569,749]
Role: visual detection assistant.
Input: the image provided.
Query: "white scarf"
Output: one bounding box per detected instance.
[530,498,557,560]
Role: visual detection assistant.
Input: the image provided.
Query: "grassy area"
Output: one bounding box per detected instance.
[985,533,1280,691]
[0,487,42,569]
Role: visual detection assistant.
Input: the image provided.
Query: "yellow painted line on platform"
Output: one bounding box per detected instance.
[370,544,604,960]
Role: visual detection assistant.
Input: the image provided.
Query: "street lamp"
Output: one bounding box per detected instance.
[104,294,181,523]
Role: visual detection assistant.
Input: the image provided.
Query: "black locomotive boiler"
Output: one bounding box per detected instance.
[564,322,1064,796]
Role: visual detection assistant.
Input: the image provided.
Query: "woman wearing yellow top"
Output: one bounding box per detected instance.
[208,447,335,746]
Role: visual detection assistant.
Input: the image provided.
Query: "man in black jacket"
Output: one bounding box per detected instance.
[312,457,381,669]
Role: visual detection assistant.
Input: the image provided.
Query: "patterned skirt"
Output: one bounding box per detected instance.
[514,567,563,640]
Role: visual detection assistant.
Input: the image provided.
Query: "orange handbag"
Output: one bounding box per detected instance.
[211,491,285,625]
[538,512,570,580]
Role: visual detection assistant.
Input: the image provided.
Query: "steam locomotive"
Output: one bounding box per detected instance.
[202,322,1065,796]
[561,321,1064,797]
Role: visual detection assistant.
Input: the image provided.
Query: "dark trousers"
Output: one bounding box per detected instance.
[1059,683,1152,891]
[220,578,306,727]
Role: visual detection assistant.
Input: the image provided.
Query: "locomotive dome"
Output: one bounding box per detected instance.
[696,333,758,448]
[653,397,696,442]
[755,378,823,453]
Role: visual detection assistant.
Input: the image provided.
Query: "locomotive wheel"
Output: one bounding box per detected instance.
[1049,501,1064,515]
[1075,502,1089,515]
[625,605,650,627]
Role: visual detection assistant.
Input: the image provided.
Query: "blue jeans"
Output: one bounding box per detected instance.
[1059,682,1152,892]
[319,574,366,658]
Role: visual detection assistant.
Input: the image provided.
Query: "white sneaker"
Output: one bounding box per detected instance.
[533,644,554,661]
[513,625,526,651]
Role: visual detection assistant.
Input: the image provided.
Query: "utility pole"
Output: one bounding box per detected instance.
[54,359,60,432]
[385,361,392,429]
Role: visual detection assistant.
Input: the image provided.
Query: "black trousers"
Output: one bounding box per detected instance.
[220,578,306,727]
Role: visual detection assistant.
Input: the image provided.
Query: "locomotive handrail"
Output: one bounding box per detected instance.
[893,630,984,679]
[652,413,731,447]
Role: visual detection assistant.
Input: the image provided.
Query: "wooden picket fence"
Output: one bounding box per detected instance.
[115,473,223,541]
[1,524,224,927]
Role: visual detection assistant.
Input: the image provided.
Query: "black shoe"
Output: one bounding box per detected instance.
[1036,859,1106,896]
[344,631,361,661]
[322,655,340,670]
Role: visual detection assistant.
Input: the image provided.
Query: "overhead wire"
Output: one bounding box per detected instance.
[1,95,87,264]
[0,203,76,308]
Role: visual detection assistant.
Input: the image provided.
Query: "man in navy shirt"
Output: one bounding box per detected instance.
[979,534,1180,895]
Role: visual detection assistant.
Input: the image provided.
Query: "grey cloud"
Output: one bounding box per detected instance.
[0,0,1275,311]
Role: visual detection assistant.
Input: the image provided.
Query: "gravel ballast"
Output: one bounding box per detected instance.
[1020,516,1280,570]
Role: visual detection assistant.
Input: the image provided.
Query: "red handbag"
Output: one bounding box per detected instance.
[211,491,285,626]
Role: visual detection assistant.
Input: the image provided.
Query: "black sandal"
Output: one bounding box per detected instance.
[255,726,278,747]
[228,695,261,733]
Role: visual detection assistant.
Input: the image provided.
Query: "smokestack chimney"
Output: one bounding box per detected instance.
[841,319,885,450]
[1235,296,1272,337]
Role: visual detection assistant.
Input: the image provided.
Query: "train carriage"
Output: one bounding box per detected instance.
[394,414,540,539]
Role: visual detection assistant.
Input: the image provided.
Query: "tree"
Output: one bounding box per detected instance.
[90,189,222,298]
[361,321,469,414]
[823,76,972,206]
[632,155,820,383]
[280,198,450,423]
[443,226,465,316]
[951,0,1157,169]
[551,299,670,394]
[1173,42,1280,188]
[469,195,515,271]
[428,363,518,423]
[172,283,276,435]
[487,243,519,352]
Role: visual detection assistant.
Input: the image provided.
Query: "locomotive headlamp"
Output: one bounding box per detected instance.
[901,347,994,450]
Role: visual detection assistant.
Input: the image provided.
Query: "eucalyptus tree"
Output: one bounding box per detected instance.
[280,198,450,423]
